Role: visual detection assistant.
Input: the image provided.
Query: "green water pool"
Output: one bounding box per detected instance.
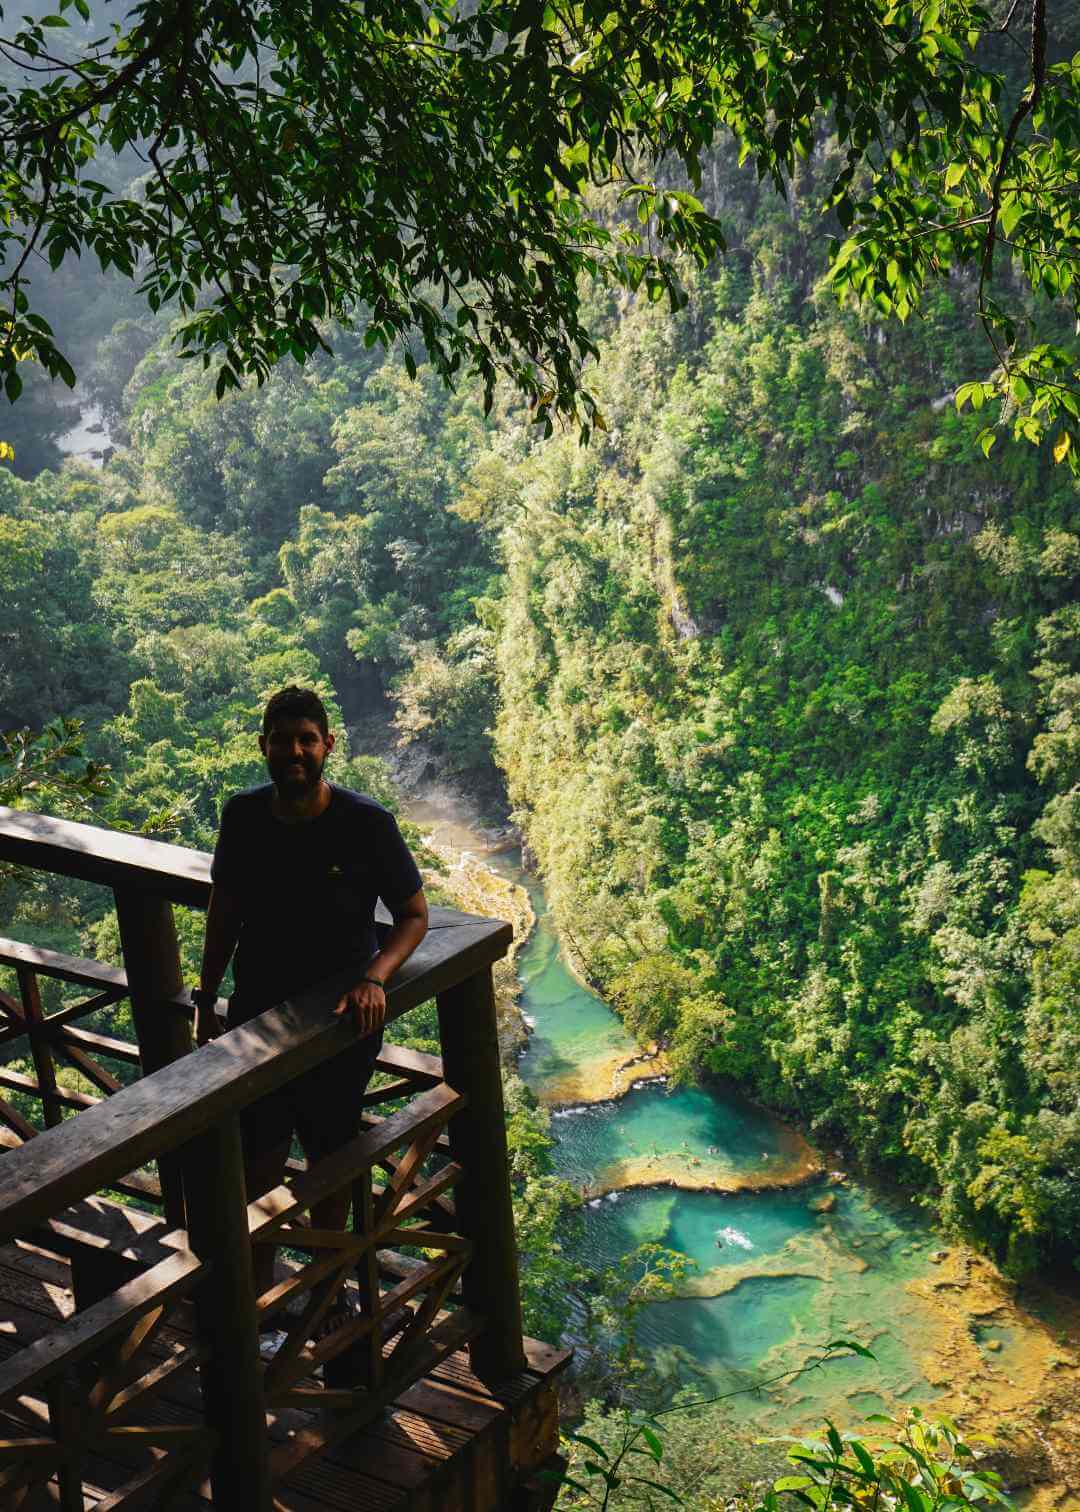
[496,853,943,1423]
[550,1083,802,1191]
[569,1184,937,1423]
[516,900,639,1099]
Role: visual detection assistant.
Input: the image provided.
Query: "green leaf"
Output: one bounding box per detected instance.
[850,1441,876,1477]
[824,1339,877,1360]
[553,1475,593,1494]
[569,1433,609,1461]
[899,1481,931,1512]
[639,1425,663,1461]
[214,364,239,399]
[625,1476,683,1503]
[999,196,1022,238]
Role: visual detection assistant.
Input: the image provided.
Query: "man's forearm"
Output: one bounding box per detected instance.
[366,903,428,987]
[199,884,241,994]
[335,892,427,1033]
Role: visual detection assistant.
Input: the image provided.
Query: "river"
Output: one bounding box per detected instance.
[402,790,1080,1500]
[504,859,943,1429]
[56,391,112,467]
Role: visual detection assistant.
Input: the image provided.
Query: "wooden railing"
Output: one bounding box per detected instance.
[0,805,524,1509]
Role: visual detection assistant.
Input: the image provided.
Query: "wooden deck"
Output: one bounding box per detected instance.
[0,1235,569,1510]
[0,806,569,1509]
[0,1011,561,1511]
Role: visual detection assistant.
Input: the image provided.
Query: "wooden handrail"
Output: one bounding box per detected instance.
[0,804,213,906]
[0,804,499,930]
[0,914,511,1241]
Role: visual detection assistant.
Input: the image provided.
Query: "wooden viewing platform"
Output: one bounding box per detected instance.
[0,806,570,1509]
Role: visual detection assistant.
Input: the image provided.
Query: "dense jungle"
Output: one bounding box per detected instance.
[2,0,1080,1504]
[6,135,1080,1266]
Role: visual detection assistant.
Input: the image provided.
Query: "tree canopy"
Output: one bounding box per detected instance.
[0,0,1076,449]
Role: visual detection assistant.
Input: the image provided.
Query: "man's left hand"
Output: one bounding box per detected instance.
[335,978,386,1036]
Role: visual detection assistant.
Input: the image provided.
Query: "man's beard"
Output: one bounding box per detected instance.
[267,751,326,799]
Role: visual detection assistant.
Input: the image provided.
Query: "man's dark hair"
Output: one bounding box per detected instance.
[262,686,329,739]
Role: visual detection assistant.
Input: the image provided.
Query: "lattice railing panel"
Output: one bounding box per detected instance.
[0,1245,211,1507]
[250,1061,481,1484]
[0,938,200,1209]
[0,943,134,1132]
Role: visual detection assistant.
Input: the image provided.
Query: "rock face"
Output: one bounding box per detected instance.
[609,1044,671,1099]
[912,1249,1080,1506]
[811,1192,837,1213]
[412,833,535,1062]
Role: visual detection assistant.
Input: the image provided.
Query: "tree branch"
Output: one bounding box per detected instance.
[1,17,177,149]
[978,0,1047,360]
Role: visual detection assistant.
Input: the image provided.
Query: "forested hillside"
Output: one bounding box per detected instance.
[396,135,1079,1277]
[494,158,1080,1277]
[2,108,1078,1295]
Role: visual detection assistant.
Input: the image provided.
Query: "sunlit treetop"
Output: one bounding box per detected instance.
[0,0,1076,454]
[828,0,1080,471]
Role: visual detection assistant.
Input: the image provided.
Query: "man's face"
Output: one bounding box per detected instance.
[259,716,334,799]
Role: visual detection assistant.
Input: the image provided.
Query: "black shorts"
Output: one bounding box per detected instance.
[228,996,383,1166]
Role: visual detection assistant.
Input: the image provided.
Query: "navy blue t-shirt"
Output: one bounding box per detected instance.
[211,784,423,1017]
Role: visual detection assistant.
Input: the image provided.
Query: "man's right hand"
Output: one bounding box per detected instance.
[192,988,222,1047]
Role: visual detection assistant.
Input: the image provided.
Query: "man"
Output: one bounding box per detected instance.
[191,684,428,1331]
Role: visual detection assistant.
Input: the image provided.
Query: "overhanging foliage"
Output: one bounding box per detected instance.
[2,0,1075,450]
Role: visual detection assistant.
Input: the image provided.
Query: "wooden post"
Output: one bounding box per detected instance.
[437,967,526,1383]
[182,1114,272,1510]
[16,966,61,1129]
[333,1172,382,1391]
[48,1377,85,1511]
[113,887,191,1226]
